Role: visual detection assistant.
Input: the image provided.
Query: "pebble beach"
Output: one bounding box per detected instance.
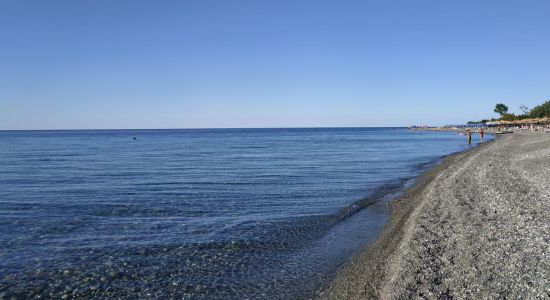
[319,132,550,299]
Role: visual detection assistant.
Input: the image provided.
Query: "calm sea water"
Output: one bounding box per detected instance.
[0,128,487,298]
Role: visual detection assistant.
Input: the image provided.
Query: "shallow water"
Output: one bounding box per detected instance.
[0,128,488,298]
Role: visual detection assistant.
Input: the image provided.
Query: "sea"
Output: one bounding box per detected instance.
[0,128,488,299]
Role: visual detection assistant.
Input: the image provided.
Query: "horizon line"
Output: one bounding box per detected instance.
[0,126,414,132]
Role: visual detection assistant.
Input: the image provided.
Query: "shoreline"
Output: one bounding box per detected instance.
[318,132,550,299]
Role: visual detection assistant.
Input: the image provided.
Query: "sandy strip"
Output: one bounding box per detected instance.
[318,132,550,299]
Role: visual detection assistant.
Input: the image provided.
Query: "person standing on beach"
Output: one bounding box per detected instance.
[466,128,472,144]
[479,128,484,141]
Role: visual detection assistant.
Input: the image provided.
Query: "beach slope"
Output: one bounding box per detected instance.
[319,132,550,299]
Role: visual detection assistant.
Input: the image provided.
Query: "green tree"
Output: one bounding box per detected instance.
[494,103,509,116]
[500,113,516,121]
[529,100,550,118]
[519,105,530,115]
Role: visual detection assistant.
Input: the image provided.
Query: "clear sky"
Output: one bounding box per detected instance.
[1,0,550,129]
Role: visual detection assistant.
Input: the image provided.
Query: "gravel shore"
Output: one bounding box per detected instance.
[319,132,550,299]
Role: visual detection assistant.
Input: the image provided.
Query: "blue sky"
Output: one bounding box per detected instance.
[1,0,550,129]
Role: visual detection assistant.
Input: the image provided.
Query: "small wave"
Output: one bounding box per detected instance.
[333,178,410,221]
